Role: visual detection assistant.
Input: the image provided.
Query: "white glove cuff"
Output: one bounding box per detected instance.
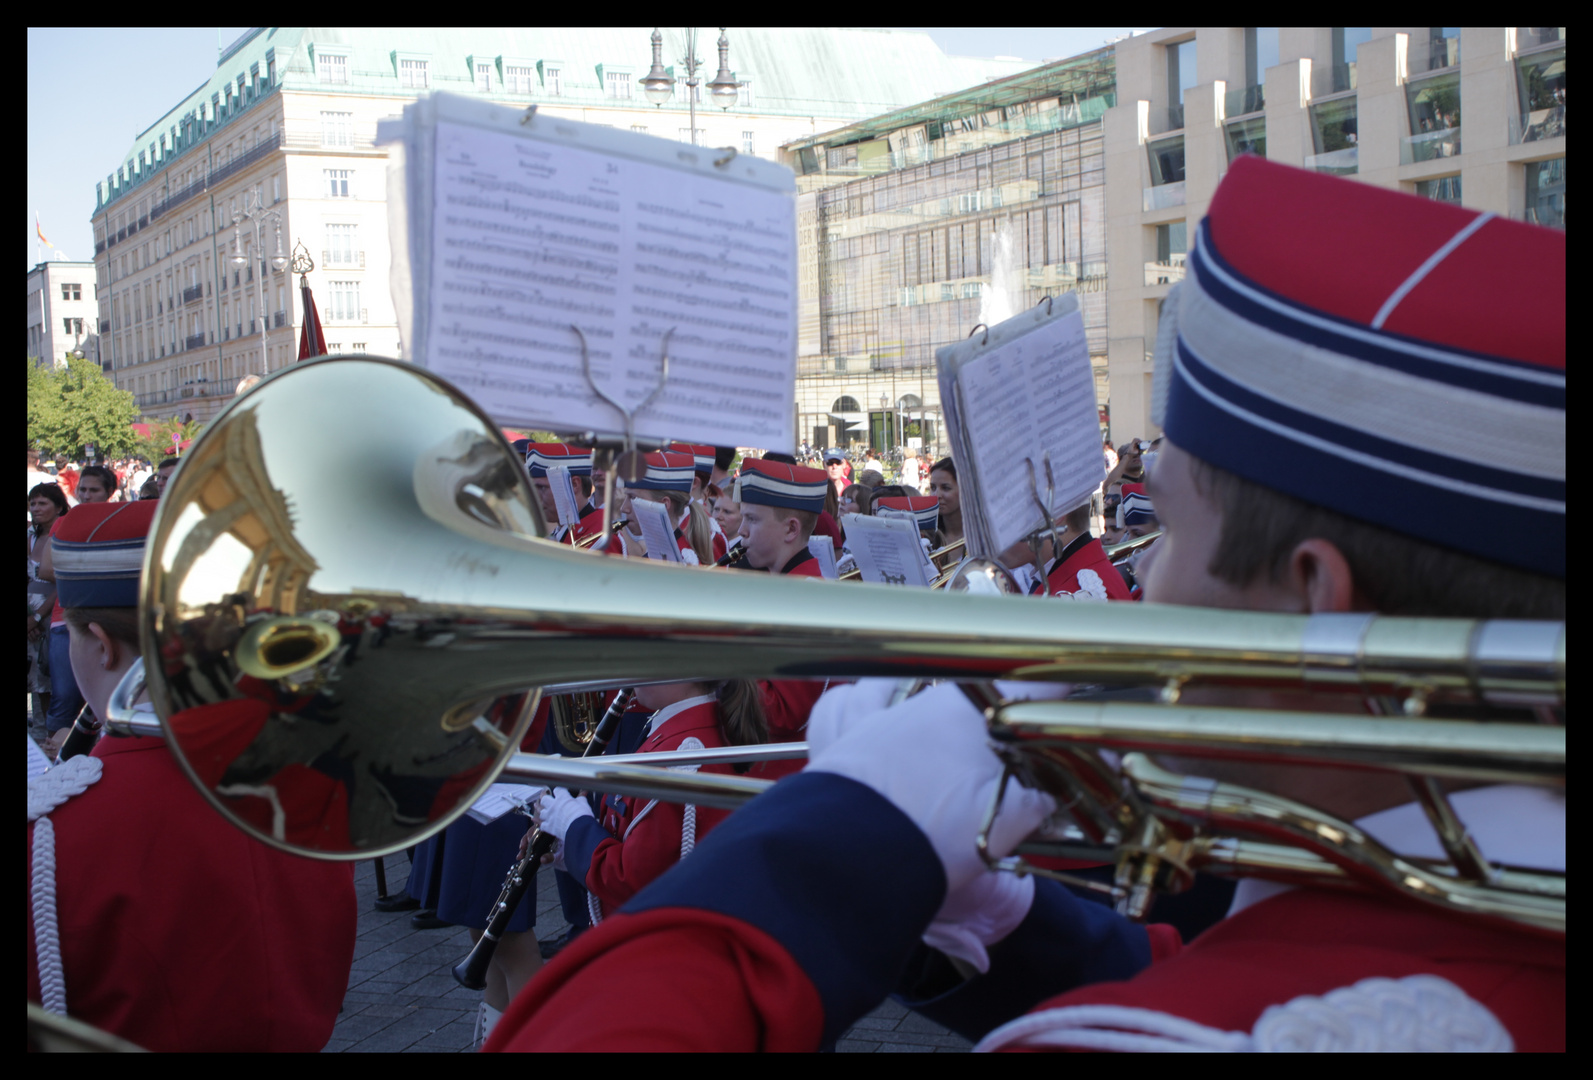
[921,873,1035,975]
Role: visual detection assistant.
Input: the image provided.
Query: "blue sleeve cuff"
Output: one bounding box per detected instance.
[625,771,946,1047]
[895,877,1152,1040]
[562,814,608,887]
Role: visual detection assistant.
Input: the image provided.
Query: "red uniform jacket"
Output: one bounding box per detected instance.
[27,735,358,1051]
[564,699,733,917]
[1045,535,1132,601]
[758,549,830,777]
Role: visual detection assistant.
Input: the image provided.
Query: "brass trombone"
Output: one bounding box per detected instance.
[125,356,1564,935]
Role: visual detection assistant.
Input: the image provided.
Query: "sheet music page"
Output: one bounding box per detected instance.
[466,783,534,824]
[806,536,838,579]
[953,307,1105,552]
[842,514,931,587]
[27,735,51,780]
[547,464,579,528]
[424,118,796,448]
[631,498,682,562]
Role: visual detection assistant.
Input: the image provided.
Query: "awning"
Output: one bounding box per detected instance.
[828,412,869,432]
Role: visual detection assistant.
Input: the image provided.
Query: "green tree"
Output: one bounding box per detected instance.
[27,355,143,459]
[136,417,204,462]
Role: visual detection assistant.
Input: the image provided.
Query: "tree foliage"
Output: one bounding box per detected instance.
[136,417,204,463]
[27,355,143,459]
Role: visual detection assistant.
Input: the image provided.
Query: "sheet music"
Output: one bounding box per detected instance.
[841,514,931,587]
[939,300,1105,554]
[417,111,797,448]
[28,735,51,780]
[631,498,682,562]
[548,464,579,528]
[806,536,838,579]
[466,783,534,824]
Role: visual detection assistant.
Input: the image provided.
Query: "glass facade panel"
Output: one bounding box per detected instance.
[1148,222,1187,286]
[1224,116,1267,162]
[1524,158,1566,229]
[1512,48,1566,143]
[1330,27,1371,92]
[1146,135,1186,186]
[1425,28,1461,72]
[1414,176,1462,204]
[1168,39,1197,107]
[1403,71,1462,162]
[1308,98,1359,174]
[1517,28,1566,50]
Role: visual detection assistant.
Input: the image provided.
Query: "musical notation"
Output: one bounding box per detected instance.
[422,118,798,447]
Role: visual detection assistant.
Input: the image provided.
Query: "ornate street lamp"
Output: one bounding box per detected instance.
[639,28,740,145]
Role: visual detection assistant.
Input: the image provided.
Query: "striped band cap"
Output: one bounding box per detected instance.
[667,442,716,477]
[875,495,939,531]
[51,501,158,608]
[735,458,827,513]
[525,443,593,478]
[624,450,695,493]
[1119,483,1156,527]
[1153,157,1564,577]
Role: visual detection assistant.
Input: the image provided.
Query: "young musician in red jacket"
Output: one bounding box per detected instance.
[671,441,729,562]
[534,679,768,922]
[733,457,833,752]
[610,451,711,563]
[1043,502,1133,601]
[27,501,359,1051]
[483,158,1564,1054]
[526,443,598,545]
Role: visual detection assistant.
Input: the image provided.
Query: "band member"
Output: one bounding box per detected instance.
[525,443,597,544]
[534,679,768,922]
[872,494,944,580]
[733,458,832,750]
[1112,482,1158,598]
[28,501,358,1051]
[485,156,1564,1053]
[1043,503,1133,601]
[670,442,729,561]
[612,450,711,563]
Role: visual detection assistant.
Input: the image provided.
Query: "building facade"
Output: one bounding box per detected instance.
[781,51,1118,458]
[1102,26,1567,440]
[27,260,100,369]
[90,27,1035,422]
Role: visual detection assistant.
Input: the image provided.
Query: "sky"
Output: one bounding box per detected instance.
[26,27,1151,274]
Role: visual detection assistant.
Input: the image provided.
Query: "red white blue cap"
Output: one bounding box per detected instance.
[1154,157,1564,577]
[525,443,593,478]
[1119,483,1156,527]
[874,495,939,531]
[51,501,158,608]
[735,458,828,513]
[625,450,695,493]
[668,442,716,478]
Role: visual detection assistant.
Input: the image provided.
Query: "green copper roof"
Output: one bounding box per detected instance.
[97,27,1036,214]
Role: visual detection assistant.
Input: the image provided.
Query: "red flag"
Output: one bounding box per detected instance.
[297,283,328,361]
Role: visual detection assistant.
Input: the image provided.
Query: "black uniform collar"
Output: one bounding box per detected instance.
[777,549,815,575]
[1045,531,1094,577]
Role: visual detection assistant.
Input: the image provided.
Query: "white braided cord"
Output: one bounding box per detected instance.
[28,755,102,1018]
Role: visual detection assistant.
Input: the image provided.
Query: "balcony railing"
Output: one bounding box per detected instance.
[1145,259,1186,286]
[185,332,207,350]
[274,310,287,328]
[1401,125,1462,164]
[327,308,370,325]
[1224,83,1265,117]
[1143,181,1187,212]
[1510,107,1567,145]
[323,250,366,269]
[182,284,204,305]
[1305,147,1359,175]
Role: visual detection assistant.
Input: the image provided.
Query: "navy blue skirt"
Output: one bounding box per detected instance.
[405,812,538,933]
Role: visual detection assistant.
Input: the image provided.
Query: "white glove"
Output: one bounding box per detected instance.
[807,678,1056,904]
[533,787,594,842]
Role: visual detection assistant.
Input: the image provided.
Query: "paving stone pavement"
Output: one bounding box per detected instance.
[328,856,970,1052]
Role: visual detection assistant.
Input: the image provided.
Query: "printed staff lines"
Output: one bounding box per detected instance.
[444,215,620,255]
[443,236,617,277]
[632,263,788,299]
[443,194,619,234]
[626,324,786,361]
[440,303,615,338]
[454,174,620,213]
[636,202,787,241]
[635,221,785,260]
[633,284,787,321]
[630,304,789,342]
[441,256,617,296]
[441,279,612,318]
[440,322,597,356]
[633,242,788,280]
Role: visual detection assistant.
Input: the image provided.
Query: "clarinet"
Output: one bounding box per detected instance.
[452,687,636,991]
[56,713,102,762]
[714,542,750,569]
